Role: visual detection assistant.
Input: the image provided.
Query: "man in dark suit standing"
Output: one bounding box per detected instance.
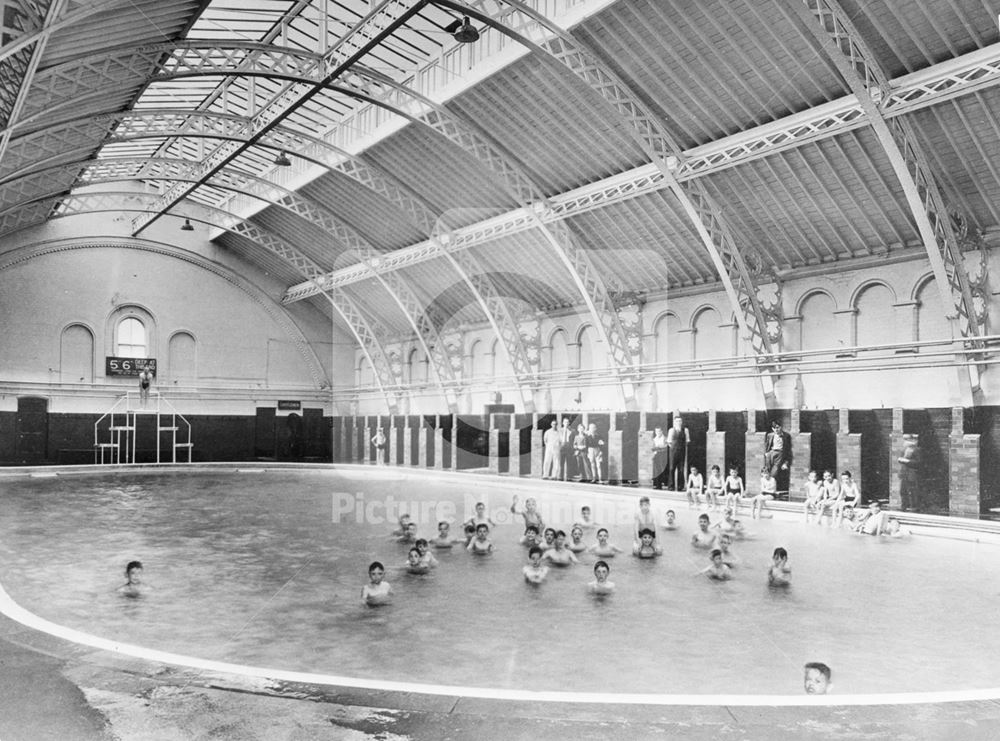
[764,420,792,496]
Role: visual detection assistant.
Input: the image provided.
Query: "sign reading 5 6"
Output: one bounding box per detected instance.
[105,357,156,377]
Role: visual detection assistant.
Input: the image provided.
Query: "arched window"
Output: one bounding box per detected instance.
[799,292,837,352]
[358,357,374,388]
[167,331,196,383]
[692,306,728,360]
[60,324,94,383]
[491,339,512,379]
[855,283,895,348]
[654,313,686,363]
[117,317,147,357]
[544,329,569,374]
[915,279,950,344]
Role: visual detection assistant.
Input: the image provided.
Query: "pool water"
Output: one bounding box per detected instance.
[0,467,998,696]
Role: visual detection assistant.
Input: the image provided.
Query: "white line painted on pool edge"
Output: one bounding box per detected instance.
[0,580,998,708]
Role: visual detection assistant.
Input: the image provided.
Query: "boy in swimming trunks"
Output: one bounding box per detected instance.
[522,546,549,584]
[510,495,544,532]
[803,470,823,524]
[815,469,840,525]
[541,527,557,551]
[632,528,663,558]
[691,513,718,549]
[854,501,888,536]
[542,530,580,566]
[463,523,477,545]
[117,560,148,597]
[634,496,657,537]
[698,549,731,581]
[467,523,495,554]
[578,505,598,530]
[464,501,497,530]
[768,547,791,587]
[803,662,831,694]
[414,539,439,568]
[834,471,861,527]
[361,561,392,606]
[686,466,704,509]
[588,527,624,557]
[588,560,615,595]
[753,468,776,519]
[705,465,724,511]
[723,467,744,514]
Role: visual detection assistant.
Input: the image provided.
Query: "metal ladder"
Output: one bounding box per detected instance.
[94,392,193,464]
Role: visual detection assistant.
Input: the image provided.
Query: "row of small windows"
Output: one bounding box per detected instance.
[357,281,949,386]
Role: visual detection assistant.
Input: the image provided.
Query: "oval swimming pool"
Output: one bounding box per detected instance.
[0,465,996,698]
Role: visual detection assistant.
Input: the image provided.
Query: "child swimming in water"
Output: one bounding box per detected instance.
[414,539,438,568]
[698,549,732,581]
[396,521,418,543]
[768,547,791,587]
[717,533,739,569]
[567,525,588,553]
[578,505,598,530]
[588,527,624,557]
[464,501,497,530]
[430,521,462,549]
[588,560,615,595]
[510,495,545,532]
[522,546,549,584]
[391,513,411,537]
[632,528,663,559]
[803,662,831,695]
[540,527,557,551]
[519,524,544,548]
[691,513,718,549]
[467,523,495,555]
[662,509,678,531]
[403,547,430,575]
[634,496,657,536]
[542,530,580,566]
[361,561,392,606]
[117,560,148,597]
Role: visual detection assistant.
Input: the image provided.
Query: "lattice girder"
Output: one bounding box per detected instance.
[797,1,985,355]
[131,0,425,234]
[437,0,780,383]
[0,109,439,235]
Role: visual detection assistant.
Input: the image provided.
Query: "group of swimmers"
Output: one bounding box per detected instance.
[361,493,801,607]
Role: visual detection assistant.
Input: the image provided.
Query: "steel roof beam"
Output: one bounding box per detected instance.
[130,0,427,235]
[792,0,987,404]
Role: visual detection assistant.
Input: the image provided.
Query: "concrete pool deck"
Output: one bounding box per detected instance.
[4,463,1000,739]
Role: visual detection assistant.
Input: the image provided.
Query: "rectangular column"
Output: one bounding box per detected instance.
[403,421,415,466]
[388,417,399,466]
[531,415,544,479]
[509,414,523,477]
[449,414,459,471]
[433,415,445,470]
[949,407,980,517]
[418,418,429,468]
[744,409,765,491]
[487,413,500,475]
[788,409,811,502]
[607,415,622,484]
[836,408,862,494]
[705,410,726,482]
[889,408,904,510]
[363,422,373,464]
[637,411,654,487]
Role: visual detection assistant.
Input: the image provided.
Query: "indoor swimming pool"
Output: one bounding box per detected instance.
[0,466,996,698]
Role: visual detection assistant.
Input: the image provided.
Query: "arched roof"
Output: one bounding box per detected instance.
[1,0,998,346]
